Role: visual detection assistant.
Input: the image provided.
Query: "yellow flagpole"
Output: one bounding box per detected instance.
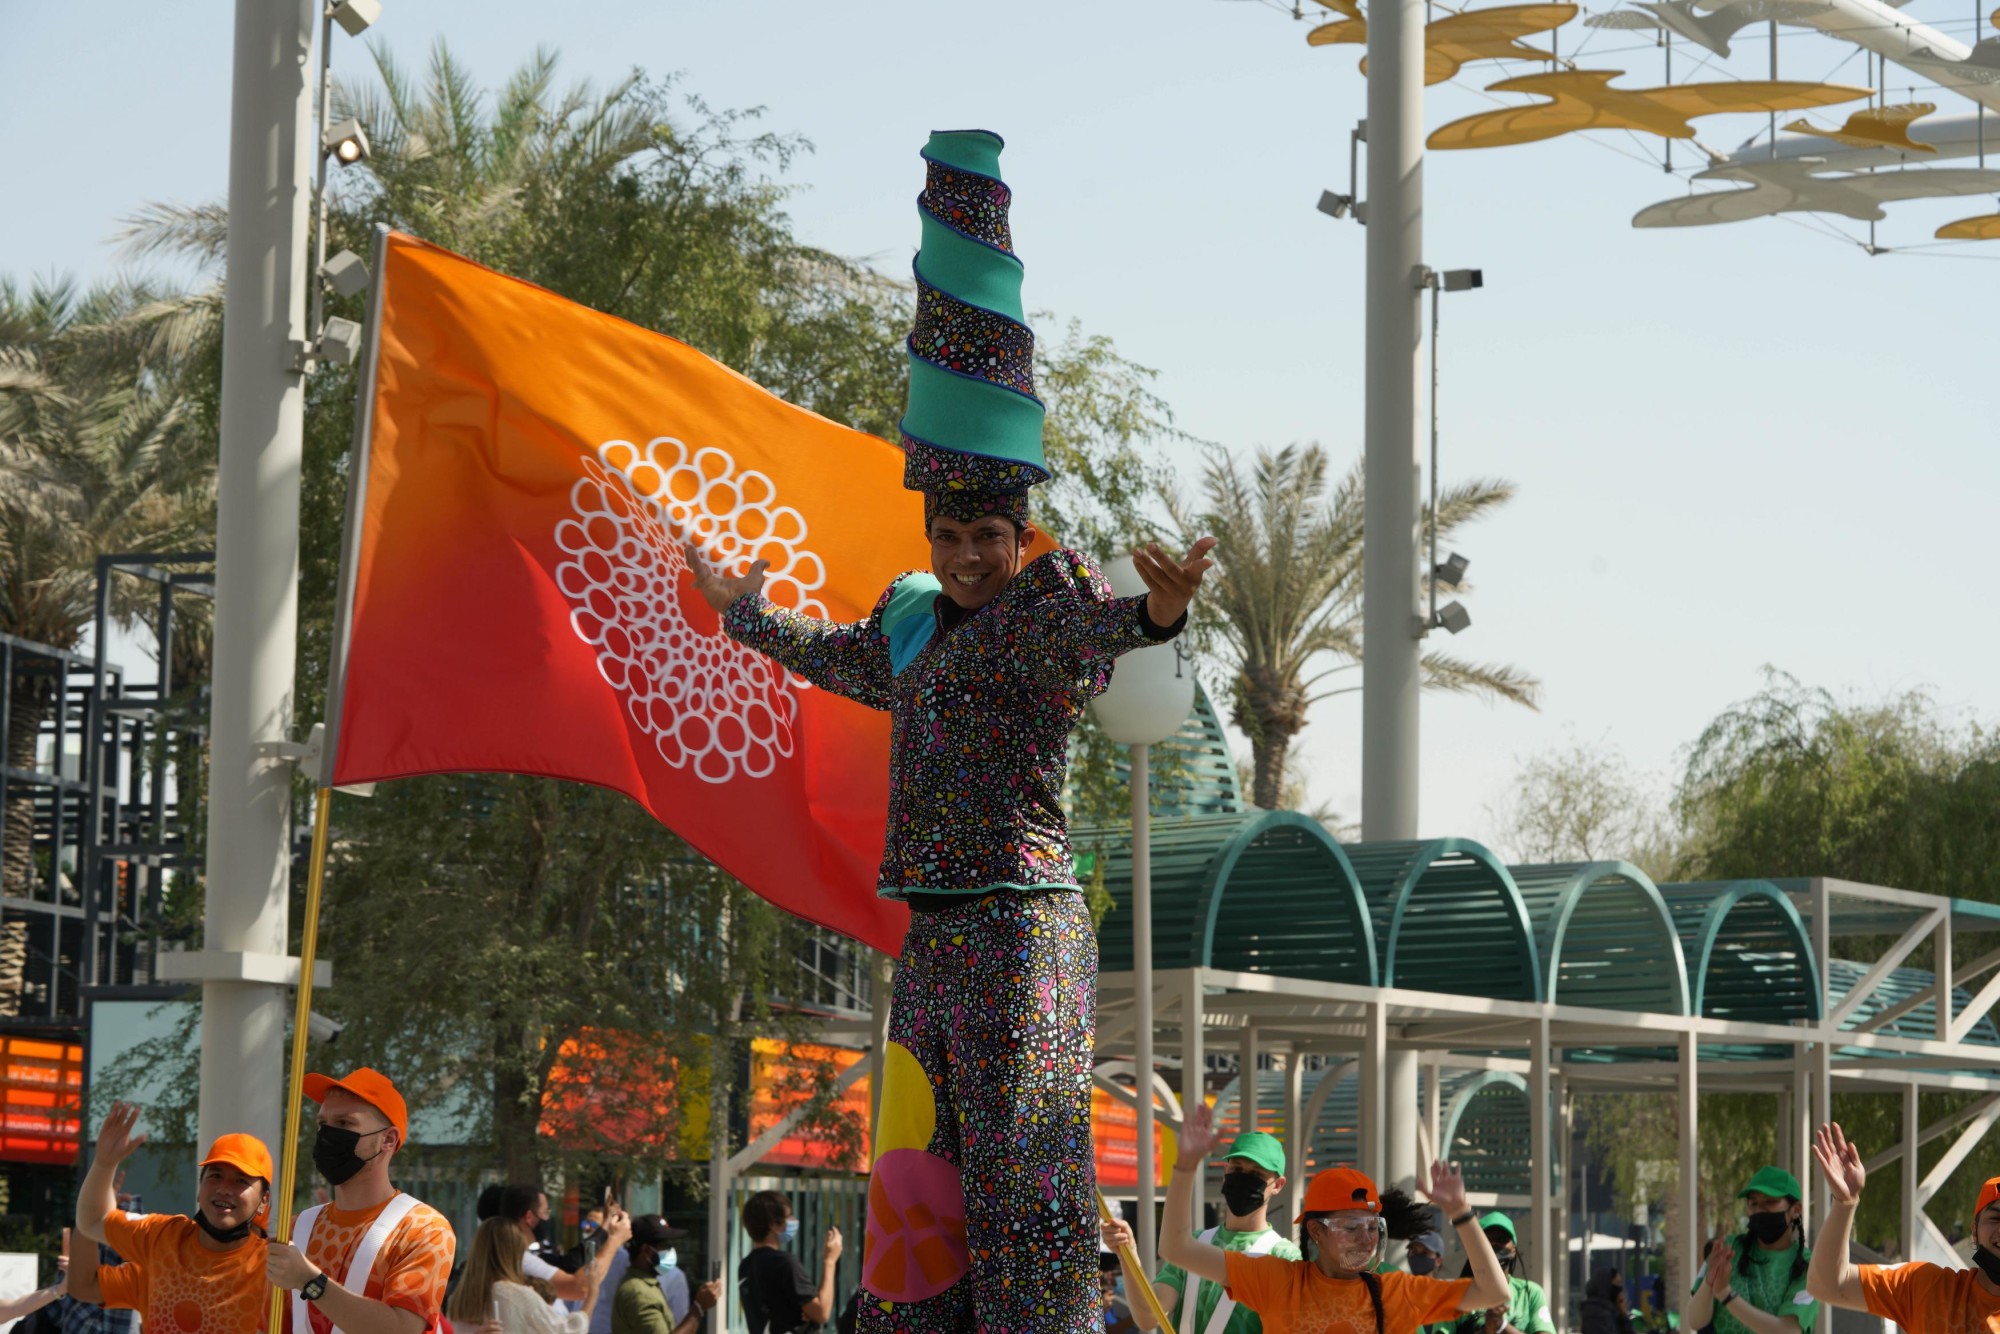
[1095,1187,1180,1334]
[269,785,336,1334]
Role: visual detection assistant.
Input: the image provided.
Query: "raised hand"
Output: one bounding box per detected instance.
[1704,1238,1734,1295]
[1422,1159,1469,1219]
[1180,1101,1221,1162]
[94,1103,147,1165]
[602,1206,632,1249]
[683,539,769,613]
[1815,1122,1867,1204]
[824,1225,843,1262]
[1133,537,1217,628]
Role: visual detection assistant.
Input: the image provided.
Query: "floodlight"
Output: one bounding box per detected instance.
[323,118,370,165]
[307,1010,346,1043]
[1433,601,1471,634]
[1433,551,1469,589]
[1318,189,1354,220]
[330,0,382,36]
[1441,268,1484,292]
[321,249,370,298]
[315,317,363,367]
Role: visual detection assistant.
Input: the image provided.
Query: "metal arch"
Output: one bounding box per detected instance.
[1667,879,1823,1020]
[1440,1068,1530,1159]
[1351,838,1543,1000]
[1194,809,1379,986]
[1513,860,1692,1015]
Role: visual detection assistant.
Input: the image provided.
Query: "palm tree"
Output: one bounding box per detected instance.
[0,276,211,910]
[1170,443,1540,810]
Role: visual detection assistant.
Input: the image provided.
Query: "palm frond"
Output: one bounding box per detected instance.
[1418,650,1543,709]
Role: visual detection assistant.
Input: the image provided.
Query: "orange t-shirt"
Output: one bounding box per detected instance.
[284,1195,456,1334]
[1225,1251,1473,1334]
[94,1262,150,1314]
[1860,1262,2000,1334]
[100,1211,270,1334]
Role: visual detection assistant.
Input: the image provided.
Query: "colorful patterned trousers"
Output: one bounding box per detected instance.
[859,889,1099,1334]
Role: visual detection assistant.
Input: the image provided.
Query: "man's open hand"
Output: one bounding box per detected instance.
[683,540,768,614]
[1133,537,1216,628]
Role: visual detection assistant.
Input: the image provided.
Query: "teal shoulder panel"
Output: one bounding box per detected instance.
[882,574,942,677]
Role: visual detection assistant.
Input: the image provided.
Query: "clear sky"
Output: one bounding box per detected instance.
[5,1,1995,858]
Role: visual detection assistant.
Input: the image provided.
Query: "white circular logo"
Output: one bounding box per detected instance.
[553,437,828,784]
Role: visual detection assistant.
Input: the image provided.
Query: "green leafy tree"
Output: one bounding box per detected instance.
[1491,735,1677,877]
[1168,443,1539,810]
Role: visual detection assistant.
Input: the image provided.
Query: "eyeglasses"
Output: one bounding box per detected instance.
[1321,1217,1388,1239]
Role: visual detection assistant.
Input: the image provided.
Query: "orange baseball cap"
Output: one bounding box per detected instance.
[199,1132,274,1182]
[304,1067,409,1141]
[1976,1176,2000,1218]
[1294,1166,1382,1223]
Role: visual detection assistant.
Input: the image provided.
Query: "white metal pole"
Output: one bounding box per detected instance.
[1360,0,1427,842]
[1183,969,1207,1233]
[199,0,316,1157]
[1133,742,1158,1274]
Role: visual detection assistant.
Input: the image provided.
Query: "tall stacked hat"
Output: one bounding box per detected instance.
[902,129,1049,526]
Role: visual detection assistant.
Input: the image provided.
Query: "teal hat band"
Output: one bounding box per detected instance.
[901,129,1049,502]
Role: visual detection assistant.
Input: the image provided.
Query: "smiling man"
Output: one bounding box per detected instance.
[75,1102,272,1334]
[687,129,1213,1333]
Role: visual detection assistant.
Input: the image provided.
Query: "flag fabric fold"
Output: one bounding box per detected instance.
[327,230,916,954]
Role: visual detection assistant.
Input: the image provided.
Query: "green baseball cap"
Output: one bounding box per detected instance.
[1738,1167,1802,1201]
[1479,1211,1517,1241]
[1222,1132,1287,1175]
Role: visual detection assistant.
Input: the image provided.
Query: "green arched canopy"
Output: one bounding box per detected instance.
[1661,880,1821,1021]
[1511,861,1690,1014]
[1442,1070,1532,1197]
[1345,839,1542,1000]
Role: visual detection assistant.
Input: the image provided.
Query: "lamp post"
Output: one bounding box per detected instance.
[1092,556,1196,1275]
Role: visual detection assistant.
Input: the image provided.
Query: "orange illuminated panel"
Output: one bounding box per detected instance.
[745,1039,872,1171]
[0,1037,83,1165]
[1091,1086,1177,1189]
[538,1027,678,1154]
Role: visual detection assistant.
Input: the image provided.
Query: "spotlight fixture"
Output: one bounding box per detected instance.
[321,249,370,298]
[1432,601,1471,635]
[1317,189,1355,220]
[315,317,363,367]
[329,0,382,36]
[1433,551,1469,589]
[306,1010,346,1043]
[1441,268,1484,292]
[323,118,370,165]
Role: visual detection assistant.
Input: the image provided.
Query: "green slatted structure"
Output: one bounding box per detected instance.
[1092,810,1376,982]
[1442,1071,1534,1197]
[1828,959,2000,1046]
[1510,861,1690,1014]
[1660,881,1821,1021]
[1344,839,1542,1000]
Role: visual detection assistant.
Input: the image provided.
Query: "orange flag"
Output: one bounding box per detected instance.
[325,229,936,952]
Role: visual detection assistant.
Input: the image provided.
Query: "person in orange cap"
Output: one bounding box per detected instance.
[267,1067,456,1334]
[74,1101,274,1334]
[1808,1121,2000,1332]
[1156,1103,1514,1334]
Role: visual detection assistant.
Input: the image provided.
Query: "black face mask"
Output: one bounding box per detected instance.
[1746,1211,1795,1246]
[1220,1172,1269,1218]
[1408,1253,1440,1276]
[1975,1245,2000,1284]
[1495,1250,1520,1273]
[313,1123,385,1186]
[194,1208,253,1244]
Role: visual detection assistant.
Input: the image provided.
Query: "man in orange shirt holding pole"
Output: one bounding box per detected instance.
[266,1067,455,1334]
[75,1101,274,1333]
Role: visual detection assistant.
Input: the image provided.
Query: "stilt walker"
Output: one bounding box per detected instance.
[686,128,1215,1334]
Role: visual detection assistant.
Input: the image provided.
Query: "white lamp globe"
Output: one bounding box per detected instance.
[1091,554,1196,746]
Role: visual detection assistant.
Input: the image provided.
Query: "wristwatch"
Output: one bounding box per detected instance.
[301,1272,330,1302]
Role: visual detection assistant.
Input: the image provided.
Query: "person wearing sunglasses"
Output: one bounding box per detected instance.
[1154,1103,1511,1334]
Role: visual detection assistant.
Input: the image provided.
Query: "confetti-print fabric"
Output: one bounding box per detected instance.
[722,547,1173,898]
[920,158,1014,251]
[910,277,1036,397]
[858,888,1100,1334]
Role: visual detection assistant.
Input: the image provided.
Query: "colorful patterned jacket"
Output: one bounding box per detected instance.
[723,547,1179,899]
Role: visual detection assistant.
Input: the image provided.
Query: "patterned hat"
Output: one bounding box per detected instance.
[901,129,1048,526]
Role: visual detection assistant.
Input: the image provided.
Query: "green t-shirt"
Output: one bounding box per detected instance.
[1156,1226,1304,1334]
[1692,1235,1819,1334]
[1452,1276,1555,1334]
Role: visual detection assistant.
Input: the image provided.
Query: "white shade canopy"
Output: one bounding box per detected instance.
[1091,555,1196,745]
